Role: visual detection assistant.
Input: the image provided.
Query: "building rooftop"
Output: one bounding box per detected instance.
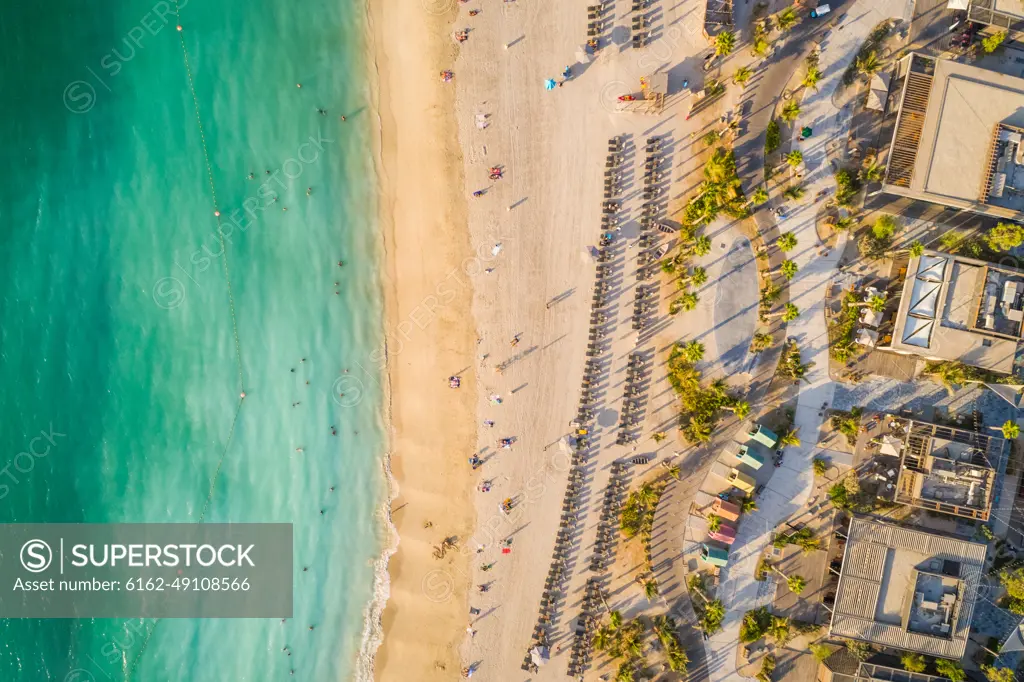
[882,53,1024,218]
[970,0,1024,32]
[895,420,1004,521]
[886,250,1024,374]
[829,518,987,659]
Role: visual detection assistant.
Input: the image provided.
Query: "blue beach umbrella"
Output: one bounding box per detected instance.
[544,78,556,90]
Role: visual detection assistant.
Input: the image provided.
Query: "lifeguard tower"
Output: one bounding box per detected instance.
[616,73,667,114]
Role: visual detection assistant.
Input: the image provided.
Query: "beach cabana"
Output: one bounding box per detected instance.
[727,468,756,494]
[747,423,779,449]
[712,498,740,522]
[700,543,729,567]
[708,524,736,546]
[735,444,764,470]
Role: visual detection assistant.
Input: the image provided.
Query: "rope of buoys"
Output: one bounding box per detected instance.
[126,6,251,680]
[175,10,245,392]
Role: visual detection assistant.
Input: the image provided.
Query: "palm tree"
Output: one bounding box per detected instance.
[813,457,827,476]
[768,563,807,593]
[751,332,772,353]
[752,187,769,205]
[830,216,855,231]
[934,659,966,682]
[700,599,726,634]
[909,240,925,258]
[778,232,798,251]
[901,653,927,673]
[688,573,708,601]
[1002,420,1020,439]
[679,266,708,288]
[733,66,753,86]
[865,294,886,312]
[782,303,800,322]
[616,662,637,682]
[671,292,700,314]
[715,30,736,57]
[780,259,799,280]
[832,343,853,362]
[740,496,757,513]
[924,361,970,394]
[643,578,659,601]
[780,428,800,447]
[727,400,751,420]
[692,234,712,256]
[861,159,886,182]
[856,50,881,77]
[708,513,721,533]
[785,150,803,168]
[681,340,705,363]
[683,417,713,444]
[769,616,792,644]
[781,100,801,123]
[777,7,798,31]
[635,482,659,508]
[783,184,805,201]
[802,66,822,90]
[666,465,681,479]
[751,35,770,57]
[796,534,821,553]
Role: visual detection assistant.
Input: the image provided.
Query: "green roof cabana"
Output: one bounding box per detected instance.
[748,423,779,449]
[736,444,764,470]
[701,544,729,567]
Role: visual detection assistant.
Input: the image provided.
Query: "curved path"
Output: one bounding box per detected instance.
[702,2,912,681]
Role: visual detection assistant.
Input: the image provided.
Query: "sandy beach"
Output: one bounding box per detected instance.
[371,0,764,677]
[370,0,477,678]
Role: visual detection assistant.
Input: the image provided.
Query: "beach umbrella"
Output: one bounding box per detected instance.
[544,78,557,90]
[576,46,593,63]
[530,646,550,666]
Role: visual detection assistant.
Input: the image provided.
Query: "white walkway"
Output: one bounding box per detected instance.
[702,1,911,680]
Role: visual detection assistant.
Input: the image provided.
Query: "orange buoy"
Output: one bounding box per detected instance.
[176,25,182,31]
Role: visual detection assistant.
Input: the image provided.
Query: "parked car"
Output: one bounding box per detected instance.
[810,4,830,18]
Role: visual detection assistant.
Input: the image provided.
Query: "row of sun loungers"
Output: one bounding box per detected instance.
[617,354,649,443]
[525,140,625,671]
[567,461,627,677]
[636,138,666,284]
[566,578,604,676]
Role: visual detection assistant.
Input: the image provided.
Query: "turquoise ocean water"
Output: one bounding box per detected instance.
[0,0,389,680]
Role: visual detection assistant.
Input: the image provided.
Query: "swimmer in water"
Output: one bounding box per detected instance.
[306,187,312,196]
[341,115,346,121]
